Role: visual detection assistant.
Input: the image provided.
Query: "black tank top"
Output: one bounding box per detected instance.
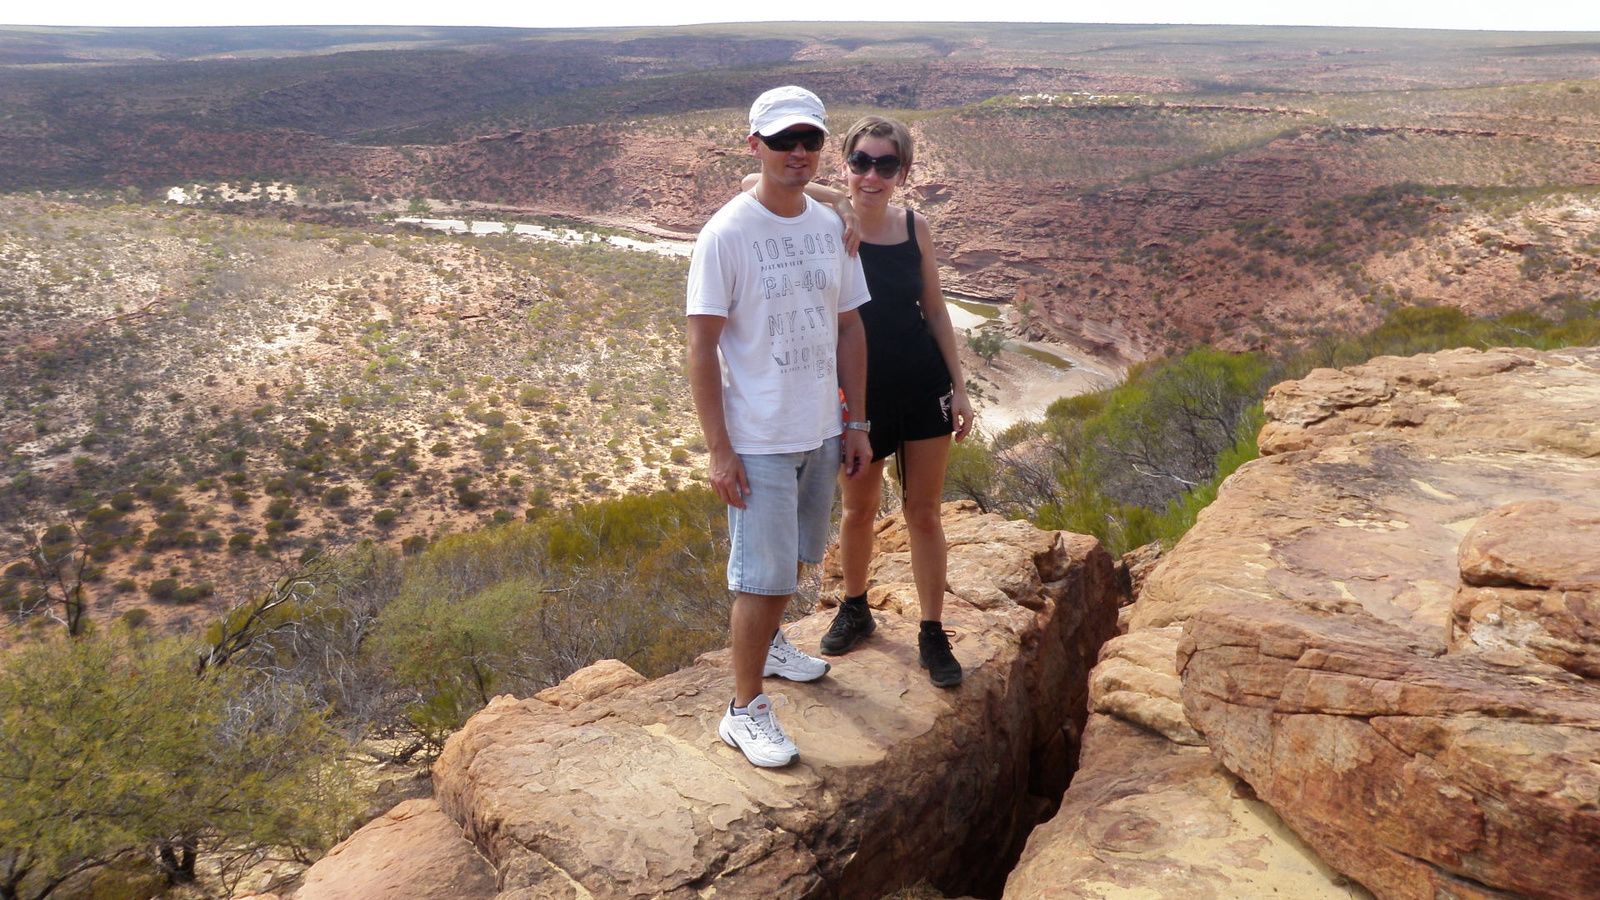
[858,209,951,400]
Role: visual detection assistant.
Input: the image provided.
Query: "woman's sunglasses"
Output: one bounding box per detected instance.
[847,150,903,179]
[759,129,826,153]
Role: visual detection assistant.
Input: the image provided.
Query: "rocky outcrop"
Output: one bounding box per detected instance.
[1452,500,1600,679]
[1183,601,1600,900]
[292,502,1119,900]
[1007,345,1600,900]
[1003,714,1374,900]
[295,799,499,900]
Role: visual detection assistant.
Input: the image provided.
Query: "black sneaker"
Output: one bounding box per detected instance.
[820,600,875,656]
[919,624,963,687]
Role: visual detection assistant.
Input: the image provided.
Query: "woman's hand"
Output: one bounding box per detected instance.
[832,195,861,257]
[950,390,976,441]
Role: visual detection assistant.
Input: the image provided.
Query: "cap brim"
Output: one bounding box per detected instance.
[754,115,829,137]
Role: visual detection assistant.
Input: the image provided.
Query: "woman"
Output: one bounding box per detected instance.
[750,115,975,686]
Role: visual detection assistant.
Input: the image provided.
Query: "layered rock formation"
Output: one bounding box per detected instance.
[293,502,1119,900]
[1006,345,1600,900]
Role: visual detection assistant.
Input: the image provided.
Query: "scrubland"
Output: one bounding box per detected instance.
[5,20,1600,900]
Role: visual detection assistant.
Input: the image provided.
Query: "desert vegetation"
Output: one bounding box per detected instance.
[4,19,1600,900]
[952,298,1600,557]
[0,193,703,635]
[1,484,735,900]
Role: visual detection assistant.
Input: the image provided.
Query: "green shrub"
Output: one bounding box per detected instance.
[119,607,151,627]
[146,578,179,601]
[173,583,214,604]
[143,528,179,552]
[0,630,358,896]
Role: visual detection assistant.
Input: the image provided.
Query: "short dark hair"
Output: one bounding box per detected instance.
[840,115,914,175]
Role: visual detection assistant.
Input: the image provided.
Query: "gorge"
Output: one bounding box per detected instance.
[3,22,1600,900]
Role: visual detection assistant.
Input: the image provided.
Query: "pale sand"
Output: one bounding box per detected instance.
[968,340,1123,438]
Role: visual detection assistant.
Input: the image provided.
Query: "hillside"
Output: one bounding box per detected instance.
[4,21,1600,625]
[5,23,1599,363]
[0,194,698,630]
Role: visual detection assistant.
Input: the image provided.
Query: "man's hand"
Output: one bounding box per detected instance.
[709,448,751,508]
[841,430,872,479]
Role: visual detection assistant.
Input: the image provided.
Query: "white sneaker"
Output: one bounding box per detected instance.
[764,627,831,682]
[718,693,799,767]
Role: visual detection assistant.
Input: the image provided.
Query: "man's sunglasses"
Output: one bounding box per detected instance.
[759,129,826,153]
[847,150,903,179]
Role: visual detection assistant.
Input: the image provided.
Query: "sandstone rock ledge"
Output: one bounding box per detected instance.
[294,501,1119,900]
[1005,346,1600,900]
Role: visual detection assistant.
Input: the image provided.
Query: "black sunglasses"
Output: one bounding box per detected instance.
[847,150,902,179]
[759,129,826,153]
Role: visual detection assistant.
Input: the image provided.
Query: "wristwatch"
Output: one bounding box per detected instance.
[843,420,872,433]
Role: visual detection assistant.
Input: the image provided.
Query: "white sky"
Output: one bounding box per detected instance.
[5,0,1599,33]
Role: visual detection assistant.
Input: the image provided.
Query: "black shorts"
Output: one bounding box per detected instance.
[868,382,954,462]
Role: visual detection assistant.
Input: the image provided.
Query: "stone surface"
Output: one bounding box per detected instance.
[1137,346,1600,636]
[1451,499,1600,679]
[1004,714,1375,900]
[1456,500,1600,591]
[1012,345,1600,900]
[297,503,1120,900]
[531,657,648,710]
[1119,541,1164,605]
[1087,627,1203,746]
[1180,602,1600,900]
[293,799,499,900]
[1451,584,1600,679]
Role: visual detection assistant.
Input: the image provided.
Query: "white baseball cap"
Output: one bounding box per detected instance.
[749,85,828,137]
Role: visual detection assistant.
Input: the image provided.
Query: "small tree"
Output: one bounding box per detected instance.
[11,520,93,637]
[967,328,1006,366]
[0,628,358,900]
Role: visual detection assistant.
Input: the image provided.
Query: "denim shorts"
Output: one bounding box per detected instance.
[726,435,840,596]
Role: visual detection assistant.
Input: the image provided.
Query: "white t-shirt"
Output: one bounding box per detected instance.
[686,192,871,455]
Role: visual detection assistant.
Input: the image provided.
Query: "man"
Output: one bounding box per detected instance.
[686,85,873,768]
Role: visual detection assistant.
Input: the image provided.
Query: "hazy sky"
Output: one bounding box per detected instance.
[7,0,1599,32]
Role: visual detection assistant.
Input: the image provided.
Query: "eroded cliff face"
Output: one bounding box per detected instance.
[292,503,1121,900]
[1007,345,1600,900]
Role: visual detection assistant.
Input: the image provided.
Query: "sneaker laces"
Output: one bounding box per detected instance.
[770,629,803,662]
[749,695,791,743]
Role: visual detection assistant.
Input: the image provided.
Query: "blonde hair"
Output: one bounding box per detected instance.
[840,115,914,175]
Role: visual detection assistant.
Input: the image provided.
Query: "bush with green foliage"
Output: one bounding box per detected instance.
[368,487,727,748]
[947,299,1600,556]
[0,627,357,899]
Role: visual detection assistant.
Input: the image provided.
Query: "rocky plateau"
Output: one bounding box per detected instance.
[288,344,1599,900]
